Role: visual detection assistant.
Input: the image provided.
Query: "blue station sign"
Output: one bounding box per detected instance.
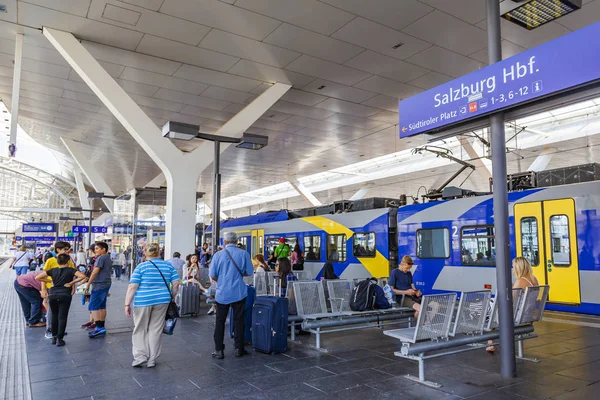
[72,226,90,233]
[18,236,72,241]
[399,21,600,138]
[22,223,56,233]
[92,226,108,234]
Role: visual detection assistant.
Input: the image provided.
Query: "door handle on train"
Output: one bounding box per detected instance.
[547,260,553,272]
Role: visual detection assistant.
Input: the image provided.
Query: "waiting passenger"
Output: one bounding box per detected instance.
[476,252,484,263]
[125,243,180,367]
[487,256,539,353]
[253,254,270,273]
[328,245,339,261]
[186,254,210,293]
[274,238,290,260]
[321,262,339,280]
[291,244,304,271]
[275,258,296,296]
[14,271,46,327]
[389,256,424,319]
[167,252,185,279]
[36,254,87,346]
[11,245,34,276]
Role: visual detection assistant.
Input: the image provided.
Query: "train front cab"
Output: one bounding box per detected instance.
[514,198,581,305]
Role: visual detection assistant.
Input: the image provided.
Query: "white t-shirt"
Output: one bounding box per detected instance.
[14,251,33,267]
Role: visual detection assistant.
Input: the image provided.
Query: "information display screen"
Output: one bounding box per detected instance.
[22,223,56,233]
[399,21,600,138]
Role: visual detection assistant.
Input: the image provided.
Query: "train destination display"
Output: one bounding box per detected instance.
[399,21,600,138]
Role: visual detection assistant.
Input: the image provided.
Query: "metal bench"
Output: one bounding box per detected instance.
[293,281,414,350]
[295,271,313,281]
[383,286,549,388]
[254,272,268,296]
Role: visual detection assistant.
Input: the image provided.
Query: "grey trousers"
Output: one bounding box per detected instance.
[132,303,168,363]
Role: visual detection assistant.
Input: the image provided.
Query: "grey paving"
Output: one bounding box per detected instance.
[2,262,600,399]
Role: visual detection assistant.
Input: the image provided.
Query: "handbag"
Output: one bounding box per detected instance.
[148,261,179,335]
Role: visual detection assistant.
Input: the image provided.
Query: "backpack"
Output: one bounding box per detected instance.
[374,285,391,309]
[350,278,377,311]
[275,244,290,259]
[43,252,52,263]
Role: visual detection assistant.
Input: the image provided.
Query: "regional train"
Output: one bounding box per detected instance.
[206,179,600,316]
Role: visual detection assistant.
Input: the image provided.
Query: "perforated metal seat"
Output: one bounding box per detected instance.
[326,279,353,313]
[293,281,328,316]
[515,285,549,325]
[295,271,313,281]
[450,290,491,336]
[254,272,268,296]
[486,288,524,331]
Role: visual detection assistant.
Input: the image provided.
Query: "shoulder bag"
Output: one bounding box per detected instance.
[223,248,246,277]
[148,260,180,335]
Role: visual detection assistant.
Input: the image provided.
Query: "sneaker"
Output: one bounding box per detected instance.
[146,361,156,368]
[51,337,57,345]
[86,323,96,330]
[29,322,46,328]
[88,327,106,338]
[81,321,93,329]
[45,331,52,339]
[132,359,146,368]
[56,339,66,347]
[207,308,215,315]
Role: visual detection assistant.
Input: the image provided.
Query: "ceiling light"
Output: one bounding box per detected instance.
[235,133,268,150]
[161,121,198,141]
[392,42,404,49]
[501,0,582,30]
[317,85,326,90]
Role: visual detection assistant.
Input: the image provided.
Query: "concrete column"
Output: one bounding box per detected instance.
[44,27,290,257]
[289,179,322,206]
[527,147,555,171]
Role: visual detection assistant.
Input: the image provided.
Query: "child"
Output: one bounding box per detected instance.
[36,254,87,346]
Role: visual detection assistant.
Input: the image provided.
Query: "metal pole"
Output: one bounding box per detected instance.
[87,212,93,249]
[212,141,221,255]
[487,0,516,378]
[9,33,23,157]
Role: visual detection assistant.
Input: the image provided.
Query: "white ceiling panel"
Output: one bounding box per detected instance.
[264,23,364,64]
[88,0,211,45]
[403,10,487,56]
[286,55,371,86]
[345,50,428,83]
[469,40,526,64]
[314,98,380,118]
[21,71,93,94]
[120,67,208,95]
[325,113,387,130]
[115,78,159,97]
[25,0,91,17]
[557,0,600,31]
[0,1,17,24]
[407,45,484,78]
[270,100,336,120]
[174,64,261,92]
[136,35,239,73]
[223,103,245,114]
[234,0,354,36]
[369,111,399,124]
[280,89,327,107]
[419,0,487,24]
[332,17,432,60]
[120,0,164,11]
[129,93,186,113]
[159,0,281,41]
[321,0,433,30]
[257,111,293,123]
[228,60,316,88]
[180,105,235,122]
[251,119,303,134]
[283,115,341,132]
[18,2,144,51]
[302,79,377,103]
[200,29,300,69]
[354,75,421,99]
[408,71,453,90]
[82,41,181,76]
[361,95,398,112]
[201,86,255,104]
[21,81,64,97]
[154,88,230,111]
[61,87,102,106]
[22,58,70,79]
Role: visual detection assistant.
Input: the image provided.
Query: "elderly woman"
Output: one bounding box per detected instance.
[124,243,180,368]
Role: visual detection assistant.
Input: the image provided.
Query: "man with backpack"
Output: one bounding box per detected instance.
[273,238,290,260]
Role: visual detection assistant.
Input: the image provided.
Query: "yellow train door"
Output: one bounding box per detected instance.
[251,229,264,258]
[515,199,580,304]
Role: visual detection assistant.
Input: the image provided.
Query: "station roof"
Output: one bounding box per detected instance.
[0,1,598,217]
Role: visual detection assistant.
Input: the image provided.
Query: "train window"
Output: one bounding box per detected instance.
[327,234,347,262]
[550,215,571,266]
[265,237,280,255]
[520,217,539,266]
[416,228,449,259]
[303,235,321,261]
[238,236,247,251]
[353,232,376,257]
[461,226,495,266]
[286,236,298,249]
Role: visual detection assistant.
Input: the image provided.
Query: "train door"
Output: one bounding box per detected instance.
[251,229,264,258]
[515,199,580,304]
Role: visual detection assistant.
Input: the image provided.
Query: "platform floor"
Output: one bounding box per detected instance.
[1,264,600,400]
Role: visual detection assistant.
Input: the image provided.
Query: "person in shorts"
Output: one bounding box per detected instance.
[389,256,423,318]
[85,242,112,338]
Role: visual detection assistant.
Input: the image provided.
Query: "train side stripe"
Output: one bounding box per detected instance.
[358,251,390,278]
[302,216,355,238]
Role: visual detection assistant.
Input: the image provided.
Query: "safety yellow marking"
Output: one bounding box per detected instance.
[358,251,390,278]
[302,216,355,238]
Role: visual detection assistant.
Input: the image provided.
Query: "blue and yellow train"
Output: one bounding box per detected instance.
[206,179,600,316]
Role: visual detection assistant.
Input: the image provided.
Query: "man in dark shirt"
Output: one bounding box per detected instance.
[86,242,112,338]
[389,255,423,318]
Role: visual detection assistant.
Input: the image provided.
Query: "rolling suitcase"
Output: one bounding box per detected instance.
[177,282,200,316]
[252,297,288,354]
[230,285,255,344]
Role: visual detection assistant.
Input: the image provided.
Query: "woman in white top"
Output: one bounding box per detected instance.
[11,246,33,276]
[76,250,87,269]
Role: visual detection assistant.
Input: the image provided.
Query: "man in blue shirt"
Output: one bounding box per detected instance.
[389,255,423,318]
[209,232,253,359]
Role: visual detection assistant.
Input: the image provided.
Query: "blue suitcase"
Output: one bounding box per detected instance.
[229,285,255,344]
[252,297,288,354]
